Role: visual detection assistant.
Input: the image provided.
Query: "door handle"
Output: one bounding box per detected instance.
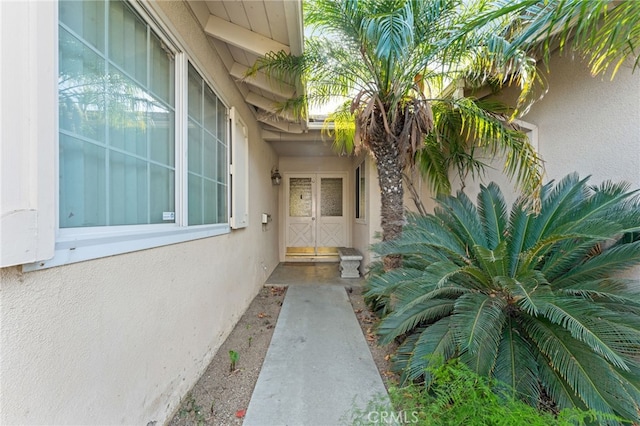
[312,217,316,221]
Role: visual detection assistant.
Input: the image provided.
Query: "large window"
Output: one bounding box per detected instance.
[187,64,228,226]
[59,0,176,228]
[58,0,229,234]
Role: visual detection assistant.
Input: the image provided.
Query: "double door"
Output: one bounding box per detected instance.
[285,173,347,257]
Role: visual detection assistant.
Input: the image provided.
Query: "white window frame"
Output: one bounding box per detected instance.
[0,0,57,268]
[355,160,366,223]
[23,0,233,271]
[513,119,539,152]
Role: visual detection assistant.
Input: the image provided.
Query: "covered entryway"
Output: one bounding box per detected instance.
[285,173,347,259]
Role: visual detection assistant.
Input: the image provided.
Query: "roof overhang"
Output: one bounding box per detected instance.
[186,0,320,155]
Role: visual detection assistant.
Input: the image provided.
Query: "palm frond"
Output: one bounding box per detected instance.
[505,196,533,275]
[394,317,456,384]
[477,182,508,250]
[506,0,640,78]
[435,190,487,250]
[378,298,455,346]
[494,317,540,404]
[453,293,506,360]
[553,241,640,289]
[523,317,620,417]
[537,296,631,371]
[473,240,509,279]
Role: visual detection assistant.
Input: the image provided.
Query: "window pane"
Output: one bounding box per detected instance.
[217,183,227,223]
[59,134,107,228]
[188,174,203,225]
[203,132,217,180]
[109,151,148,225]
[150,32,174,105]
[188,65,202,122]
[217,98,226,141]
[355,164,365,220]
[109,0,147,83]
[107,69,147,156]
[59,0,175,229]
[289,178,312,217]
[359,172,366,220]
[187,63,228,226]
[149,103,174,166]
[217,141,227,183]
[204,180,217,224]
[188,122,202,175]
[150,165,175,224]
[59,28,106,142]
[203,86,217,135]
[59,0,105,52]
[321,178,343,217]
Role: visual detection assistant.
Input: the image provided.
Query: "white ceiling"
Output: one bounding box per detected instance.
[186,0,339,158]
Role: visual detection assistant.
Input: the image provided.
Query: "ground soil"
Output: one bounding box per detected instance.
[167,285,398,426]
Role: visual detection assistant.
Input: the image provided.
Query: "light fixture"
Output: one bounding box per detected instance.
[271,167,282,185]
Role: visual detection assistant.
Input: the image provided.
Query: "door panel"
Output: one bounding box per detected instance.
[287,177,314,249]
[317,177,346,248]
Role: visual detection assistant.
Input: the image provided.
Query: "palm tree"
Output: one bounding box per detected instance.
[249,0,544,269]
[476,0,640,80]
[366,174,640,422]
[248,0,640,269]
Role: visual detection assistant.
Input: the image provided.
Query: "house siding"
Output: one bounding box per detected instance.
[0,1,280,424]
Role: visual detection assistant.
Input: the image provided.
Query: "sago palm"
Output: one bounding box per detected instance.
[366,174,640,423]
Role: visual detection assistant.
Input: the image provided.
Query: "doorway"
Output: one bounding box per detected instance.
[285,173,347,259]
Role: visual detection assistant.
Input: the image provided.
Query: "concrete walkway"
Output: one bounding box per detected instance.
[243,285,389,426]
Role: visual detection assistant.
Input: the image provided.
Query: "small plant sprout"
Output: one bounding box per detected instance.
[229,350,239,372]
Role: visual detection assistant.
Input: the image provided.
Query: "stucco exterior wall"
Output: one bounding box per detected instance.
[522,55,639,186]
[460,53,640,200]
[0,1,279,424]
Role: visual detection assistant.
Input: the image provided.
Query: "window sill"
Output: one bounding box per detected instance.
[23,223,230,271]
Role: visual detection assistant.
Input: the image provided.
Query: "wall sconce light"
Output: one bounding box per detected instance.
[271,167,282,185]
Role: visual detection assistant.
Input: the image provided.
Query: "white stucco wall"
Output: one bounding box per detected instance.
[0,1,280,424]
[463,53,640,197]
[524,55,639,186]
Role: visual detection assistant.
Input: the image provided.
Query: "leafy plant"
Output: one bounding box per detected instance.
[348,361,601,426]
[366,173,640,423]
[178,393,206,426]
[229,350,239,372]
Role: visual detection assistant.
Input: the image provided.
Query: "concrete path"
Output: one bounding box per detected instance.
[243,285,389,426]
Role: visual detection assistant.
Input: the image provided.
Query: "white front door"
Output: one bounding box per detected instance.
[285,173,347,257]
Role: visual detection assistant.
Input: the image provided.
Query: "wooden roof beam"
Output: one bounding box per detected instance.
[246,92,298,122]
[258,117,304,134]
[204,15,290,58]
[230,63,295,99]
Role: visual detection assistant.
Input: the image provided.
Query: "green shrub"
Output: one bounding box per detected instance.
[366,174,640,423]
[350,361,603,426]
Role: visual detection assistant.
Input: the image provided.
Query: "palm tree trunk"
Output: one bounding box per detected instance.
[370,129,404,270]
